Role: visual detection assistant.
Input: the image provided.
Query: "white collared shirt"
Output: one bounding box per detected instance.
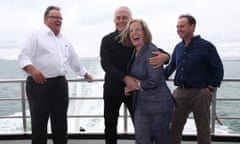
[18,26,87,78]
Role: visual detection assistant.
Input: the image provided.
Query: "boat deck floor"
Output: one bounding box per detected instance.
[1,133,239,144]
[0,139,239,144]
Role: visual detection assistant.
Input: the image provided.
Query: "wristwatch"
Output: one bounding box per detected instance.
[84,73,88,78]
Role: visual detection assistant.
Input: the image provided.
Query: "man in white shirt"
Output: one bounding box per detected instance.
[18,6,93,144]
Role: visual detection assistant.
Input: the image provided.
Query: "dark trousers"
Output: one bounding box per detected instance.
[103,88,133,144]
[26,76,69,144]
[170,88,212,144]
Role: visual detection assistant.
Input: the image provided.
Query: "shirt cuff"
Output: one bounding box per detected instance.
[137,81,143,92]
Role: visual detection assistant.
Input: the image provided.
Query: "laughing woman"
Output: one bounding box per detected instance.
[121,19,174,144]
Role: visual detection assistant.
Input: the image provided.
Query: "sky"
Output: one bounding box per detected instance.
[0,0,240,60]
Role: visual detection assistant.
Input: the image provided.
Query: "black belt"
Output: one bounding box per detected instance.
[178,84,194,89]
[28,76,65,80]
[46,76,65,80]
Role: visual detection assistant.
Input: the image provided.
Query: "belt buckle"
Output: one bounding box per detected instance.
[182,85,187,89]
[180,85,192,89]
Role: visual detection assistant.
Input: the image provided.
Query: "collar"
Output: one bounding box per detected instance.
[43,25,63,38]
[182,35,201,46]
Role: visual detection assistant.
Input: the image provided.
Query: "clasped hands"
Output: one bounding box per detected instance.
[123,76,141,96]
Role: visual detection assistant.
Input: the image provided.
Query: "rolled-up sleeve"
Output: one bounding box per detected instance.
[18,34,36,69]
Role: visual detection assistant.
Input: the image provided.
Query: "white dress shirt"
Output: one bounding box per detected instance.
[18,26,87,78]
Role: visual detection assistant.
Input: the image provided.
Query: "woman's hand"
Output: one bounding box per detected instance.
[124,86,131,96]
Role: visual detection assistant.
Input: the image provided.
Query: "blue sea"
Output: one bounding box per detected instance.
[0,58,239,135]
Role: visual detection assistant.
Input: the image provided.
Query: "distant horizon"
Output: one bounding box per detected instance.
[0,55,240,62]
[1,45,240,61]
[0,47,239,61]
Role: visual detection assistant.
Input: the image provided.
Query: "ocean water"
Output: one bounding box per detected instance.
[0,58,239,135]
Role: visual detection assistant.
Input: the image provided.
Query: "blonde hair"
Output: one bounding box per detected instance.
[120,19,152,47]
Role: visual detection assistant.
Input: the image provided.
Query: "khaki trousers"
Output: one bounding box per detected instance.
[170,87,212,144]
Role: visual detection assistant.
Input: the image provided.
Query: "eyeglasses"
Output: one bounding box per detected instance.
[47,16,63,20]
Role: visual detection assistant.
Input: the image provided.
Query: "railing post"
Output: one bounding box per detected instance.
[20,82,27,133]
[123,104,128,133]
[211,88,217,134]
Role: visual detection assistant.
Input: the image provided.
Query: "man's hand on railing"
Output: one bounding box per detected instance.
[84,73,93,82]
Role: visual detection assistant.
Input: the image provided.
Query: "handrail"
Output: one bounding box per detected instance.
[0,78,240,135]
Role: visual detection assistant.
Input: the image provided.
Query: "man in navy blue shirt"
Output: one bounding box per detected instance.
[164,14,224,144]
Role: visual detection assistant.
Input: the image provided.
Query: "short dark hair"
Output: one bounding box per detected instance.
[179,14,196,26]
[44,6,61,17]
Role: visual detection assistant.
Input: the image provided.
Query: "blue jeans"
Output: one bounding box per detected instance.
[134,109,172,144]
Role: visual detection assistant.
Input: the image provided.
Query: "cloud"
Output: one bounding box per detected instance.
[0,0,239,60]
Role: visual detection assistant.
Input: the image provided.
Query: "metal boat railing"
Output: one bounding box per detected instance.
[0,78,240,137]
